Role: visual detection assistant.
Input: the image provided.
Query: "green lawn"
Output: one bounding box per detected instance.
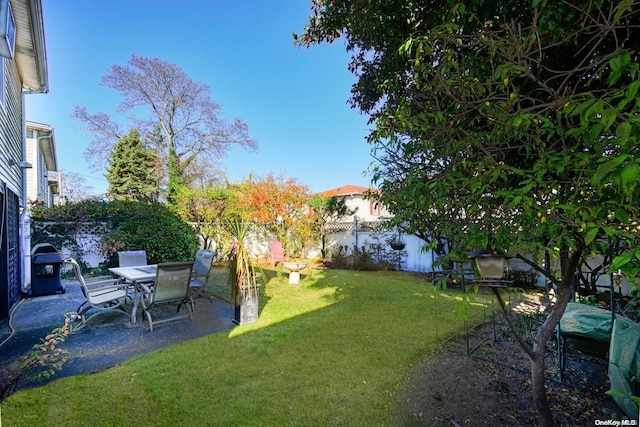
[1,267,483,426]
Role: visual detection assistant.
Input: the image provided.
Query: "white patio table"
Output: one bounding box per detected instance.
[108,265,157,323]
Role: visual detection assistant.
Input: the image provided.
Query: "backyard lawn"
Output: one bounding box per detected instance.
[1,266,484,426]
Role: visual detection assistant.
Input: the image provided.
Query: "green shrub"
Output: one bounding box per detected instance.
[103,212,198,265]
[507,267,539,289]
[32,200,198,274]
[31,199,170,227]
[327,246,395,271]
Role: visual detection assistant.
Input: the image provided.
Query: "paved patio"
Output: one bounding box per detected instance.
[0,279,234,391]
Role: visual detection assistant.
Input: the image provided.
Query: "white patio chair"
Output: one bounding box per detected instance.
[190,249,216,309]
[117,249,153,290]
[66,258,130,330]
[138,262,194,332]
[118,250,148,267]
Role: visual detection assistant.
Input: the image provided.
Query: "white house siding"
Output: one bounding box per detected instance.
[1,52,32,317]
[26,122,57,206]
[37,150,46,200]
[0,60,25,202]
[25,128,48,203]
[25,128,36,201]
[345,195,387,222]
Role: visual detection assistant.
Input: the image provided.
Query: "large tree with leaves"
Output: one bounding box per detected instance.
[172,184,233,253]
[299,1,640,425]
[105,130,159,202]
[232,174,312,256]
[74,54,257,204]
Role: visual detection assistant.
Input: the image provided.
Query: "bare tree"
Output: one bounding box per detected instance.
[60,171,95,203]
[74,54,257,202]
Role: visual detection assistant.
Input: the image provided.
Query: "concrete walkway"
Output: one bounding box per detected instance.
[0,280,234,391]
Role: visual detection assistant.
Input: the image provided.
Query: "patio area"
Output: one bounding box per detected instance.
[0,278,234,390]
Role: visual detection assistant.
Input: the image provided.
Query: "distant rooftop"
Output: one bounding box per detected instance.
[317,185,372,197]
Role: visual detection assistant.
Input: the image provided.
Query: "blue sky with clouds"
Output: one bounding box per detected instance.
[25,0,373,195]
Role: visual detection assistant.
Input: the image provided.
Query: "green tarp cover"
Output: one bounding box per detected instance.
[559,302,613,342]
[608,316,640,419]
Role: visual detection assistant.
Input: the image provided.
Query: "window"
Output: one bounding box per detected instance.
[0,0,16,58]
[369,200,382,217]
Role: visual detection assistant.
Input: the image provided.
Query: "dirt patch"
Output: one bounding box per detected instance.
[394,316,624,426]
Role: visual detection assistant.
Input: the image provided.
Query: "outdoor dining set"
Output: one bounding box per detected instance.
[66,249,216,332]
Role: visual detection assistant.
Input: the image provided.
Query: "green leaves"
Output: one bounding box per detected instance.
[584,226,599,246]
[622,80,640,107]
[608,52,631,85]
[616,121,632,139]
[1,312,78,402]
[592,155,640,201]
[592,154,629,184]
[611,251,636,271]
[303,0,640,308]
[106,130,159,203]
[621,163,640,197]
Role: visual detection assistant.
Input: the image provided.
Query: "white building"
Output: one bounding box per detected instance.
[0,0,49,318]
[317,184,391,221]
[26,120,60,207]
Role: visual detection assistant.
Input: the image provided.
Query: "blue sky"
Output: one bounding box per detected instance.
[25,0,373,196]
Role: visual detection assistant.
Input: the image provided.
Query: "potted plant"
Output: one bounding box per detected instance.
[389,233,406,251]
[228,218,259,325]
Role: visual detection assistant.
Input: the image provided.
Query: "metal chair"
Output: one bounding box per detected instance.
[190,249,216,309]
[138,262,194,332]
[66,258,130,330]
[117,250,153,290]
[118,250,148,267]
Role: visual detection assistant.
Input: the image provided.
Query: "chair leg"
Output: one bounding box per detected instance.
[190,287,213,308]
[71,313,88,332]
[77,301,88,314]
[143,309,154,332]
[184,300,193,323]
[76,305,91,328]
[73,303,129,332]
[143,300,191,332]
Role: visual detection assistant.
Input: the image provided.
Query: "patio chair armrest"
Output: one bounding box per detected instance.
[86,283,130,300]
[192,272,209,281]
[85,278,127,290]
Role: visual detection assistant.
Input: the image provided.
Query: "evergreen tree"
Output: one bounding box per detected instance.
[106,130,159,202]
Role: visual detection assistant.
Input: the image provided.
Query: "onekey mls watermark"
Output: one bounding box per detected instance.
[594,420,638,426]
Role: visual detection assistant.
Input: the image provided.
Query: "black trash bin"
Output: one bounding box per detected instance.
[30,243,65,297]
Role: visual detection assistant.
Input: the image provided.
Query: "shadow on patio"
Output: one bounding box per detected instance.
[0,279,234,391]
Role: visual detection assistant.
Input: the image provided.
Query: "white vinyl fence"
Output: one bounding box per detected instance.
[325,218,440,273]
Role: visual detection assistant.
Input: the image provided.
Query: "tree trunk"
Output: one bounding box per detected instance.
[494,245,582,426]
[531,350,554,427]
[321,231,327,261]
